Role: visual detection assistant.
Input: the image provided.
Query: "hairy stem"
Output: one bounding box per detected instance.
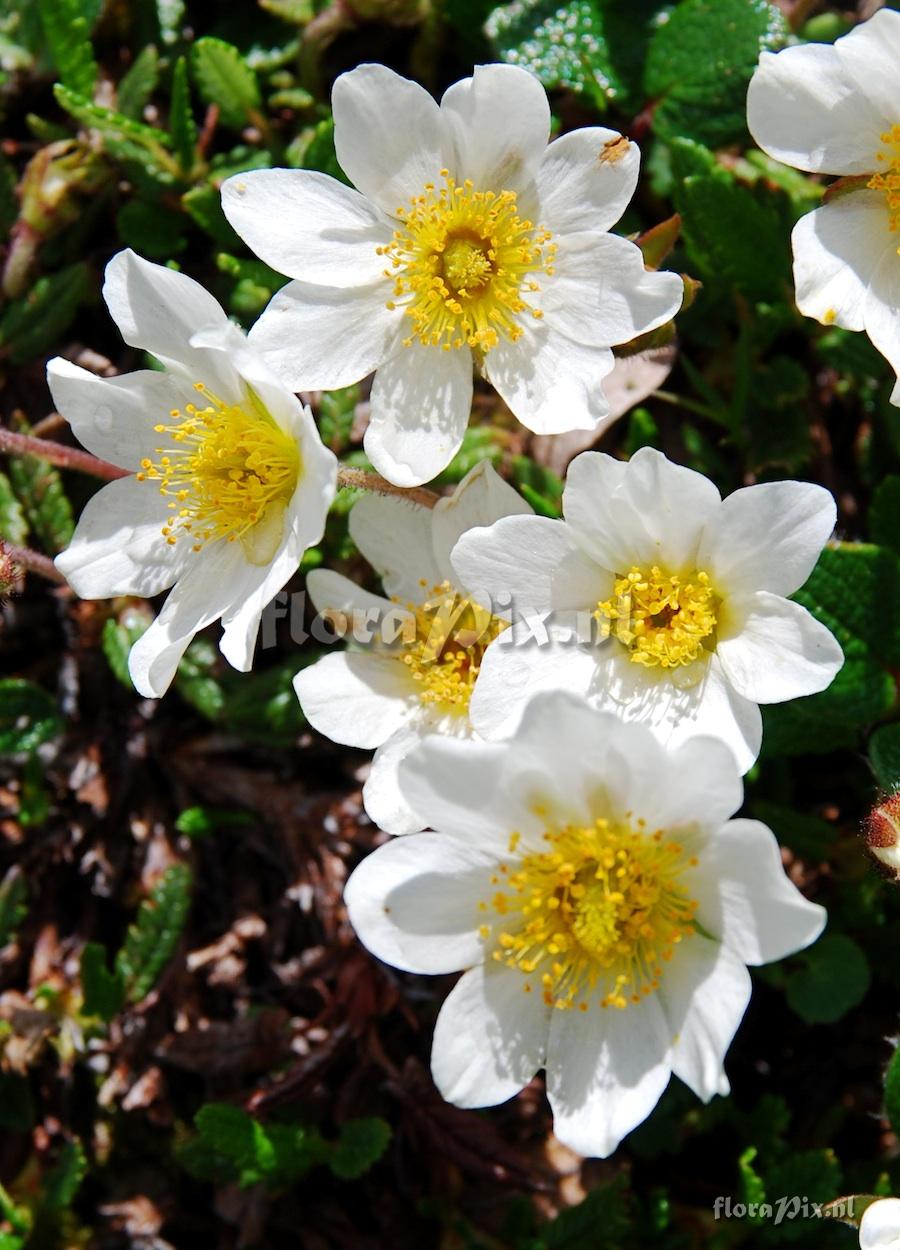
[3,543,68,585]
[336,466,439,509]
[0,428,128,480]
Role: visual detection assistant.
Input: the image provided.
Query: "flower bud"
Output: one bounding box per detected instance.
[864,794,900,876]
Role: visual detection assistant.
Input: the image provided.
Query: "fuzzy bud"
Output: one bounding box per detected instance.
[864,794,900,876]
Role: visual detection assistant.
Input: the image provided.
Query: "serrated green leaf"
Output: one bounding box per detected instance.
[0,867,28,947]
[645,0,787,148]
[329,1118,391,1180]
[0,679,62,755]
[190,37,261,130]
[117,44,159,120]
[179,1104,277,1188]
[870,722,900,792]
[54,84,176,178]
[80,942,125,1023]
[785,934,870,1025]
[0,469,28,546]
[169,55,197,172]
[871,476,900,559]
[0,262,90,367]
[37,0,97,97]
[116,863,192,1002]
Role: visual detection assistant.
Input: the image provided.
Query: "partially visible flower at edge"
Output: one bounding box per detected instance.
[345,690,826,1158]
[859,1197,900,1249]
[221,62,683,487]
[50,249,337,698]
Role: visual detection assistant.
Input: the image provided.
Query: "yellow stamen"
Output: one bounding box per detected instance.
[870,125,900,233]
[135,383,300,554]
[596,565,718,669]
[480,818,698,1011]
[377,170,556,353]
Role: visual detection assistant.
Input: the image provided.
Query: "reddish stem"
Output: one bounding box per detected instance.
[0,428,128,480]
[5,543,68,585]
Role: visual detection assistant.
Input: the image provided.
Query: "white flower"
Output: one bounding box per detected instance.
[293,460,530,834]
[747,9,900,402]
[51,249,337,698]
[451,447,844,772]
[220,63,683,487]
[860,1198,900,1249]
[344,690,825,1158]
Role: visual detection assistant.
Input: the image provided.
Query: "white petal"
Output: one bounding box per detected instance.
[127,542,246,698]
[864,244,900,405]
[363,726,433,835]
[102,250,234,388]
[55,476,189,598]
[348,494,443,603]
[791,194,894,331]
[451,515,609,617]
[344,831,494,973]
[834,8,900,130]
[536,127,640,235]
[431,962,549,1108]
[47,359,194,471]
[440,64,549,193]
[305,566,403,623]
[332,64,450,215]
[747,43,885,175]
[546,994,672,1158]
[397,733,518,845]
[698,479,836,597]
[692,818,826,965]
[221,169,390,286]
[660,938,751,1102]
[716,591,843,704]
[538,232,683,347]
[431,459,532,584]
[483,322,614,435]
[365,343,473,487]
[563,447,722,574]
[859,1198,900,1250]
[645,734,744,831]
[293,650,415,749]
[248,279,398,391]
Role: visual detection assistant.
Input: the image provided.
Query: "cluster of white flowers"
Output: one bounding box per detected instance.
[50,42,868,1157]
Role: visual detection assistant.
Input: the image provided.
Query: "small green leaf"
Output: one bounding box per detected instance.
[870,722,900,792]
[37,0,98,98]
[0,262,91,367]
[117,45,160,119]
[116,198,187,257]
[182,183,242,247]
[0,470,28,545]
[116,863,192,1002]
[318,384,360,453]
[0,679,62,755]
[328,1118,391,1180]
[174,806,254,838]
[785,934,870,1025]
[175,638,226,720]
[42,1140,87,1214]
[101,608,151,687]
[190,37,261,130]
[738,1147,766,1218]
[221,660,307,747]
[543,1175,631,1247]
[169,55,197,172]
[763,1150,842,1240]
[177,1103,278,1188]
[285,117,348,183]
[54,84,175,177]
[0,867,28,947]
[80,942,126,1023]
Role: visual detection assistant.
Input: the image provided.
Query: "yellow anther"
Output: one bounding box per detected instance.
[597,564,718,669]
[869,125,900,233]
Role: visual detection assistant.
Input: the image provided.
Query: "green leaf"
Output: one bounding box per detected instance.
[511,456,563,517]
[5,445,74,555]
[542,1175,631,1247]
[37,0,97,97]
[785,934,870,1025]
[884,1044,900,1138]
[738,1147,766,1216]
[870,723,900,792]
[54,84,175,177]
[100,608,151,687]
[0,867,28,947]
[174,806,254,838]
[19,752,50,827]
[116,863,192,1002]
[41,1140,87,1215]
[190,37,261,130]
[80,942,126,1023]
[220,660,307,747]
[285,117,348,183]
[644,0,787,148]
[116,198,187,257]
[0,1073,34,1132]
[117,44,159,120]
[177,1103,279,1188]
[175,638,226,720]
[0,470,28,545]
[169,55,197,172]
[0,261,90,367]
[763,1150,842,1241]
[328,1118,391,1180]
[182,183,242,247]
[871,476,900,560]
[0,679,62,755]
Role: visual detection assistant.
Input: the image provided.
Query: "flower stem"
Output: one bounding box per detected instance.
[336,466,439,509]
[0,427,128,480]
[3,542,68,585]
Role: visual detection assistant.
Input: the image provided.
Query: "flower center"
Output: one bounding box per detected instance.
[378,170,556,353]
[397,581,505,715]
[596,565,718,669]
[869,125,900,233]
[481,820,698,1011]
[136,383,300,555]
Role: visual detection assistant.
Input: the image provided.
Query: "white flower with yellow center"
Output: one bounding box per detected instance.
[220,63,683,486]
[747,9,900,401]
[294,460,530,835]
[345,691,825,1157]
[51,249,337,698]
[451,447,844,772]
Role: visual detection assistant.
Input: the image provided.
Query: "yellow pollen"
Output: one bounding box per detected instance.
[480,818,698,1011]
[596,565,718,669]
[377,170,556,353]
[870,125,900,234]
[395,580,505,715]
[135,383,300,553]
